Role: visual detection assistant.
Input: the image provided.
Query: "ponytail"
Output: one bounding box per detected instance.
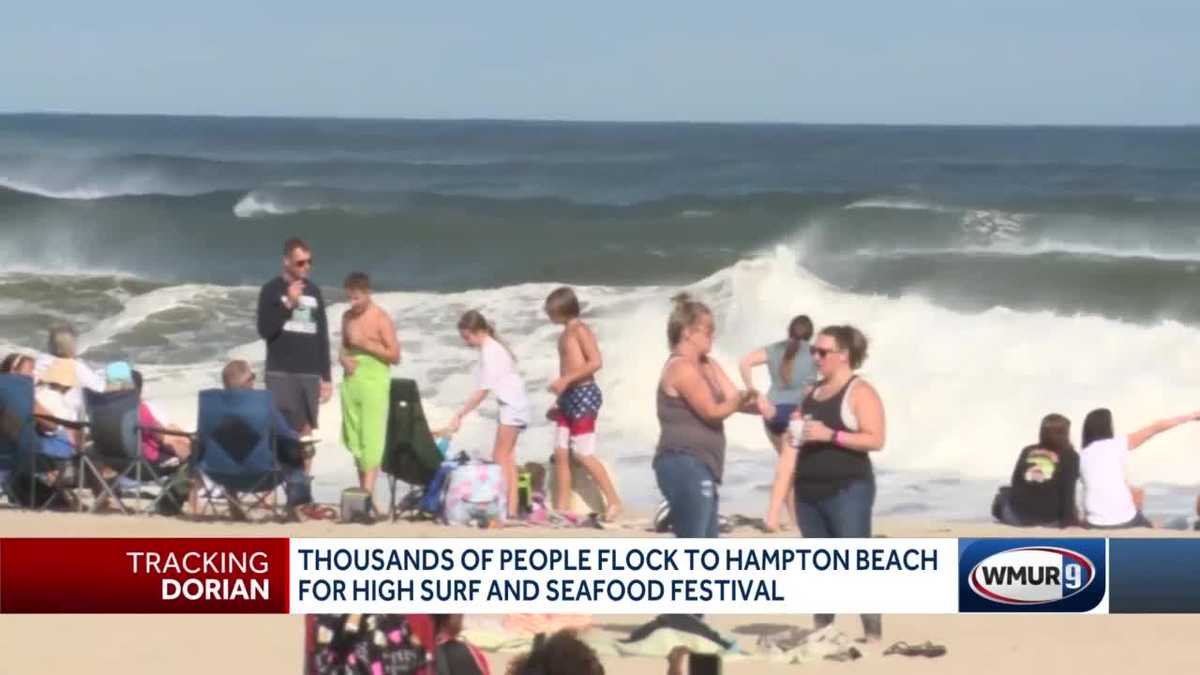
[458,310,515,359]
[779,314,813,386]
[666,293,712,348]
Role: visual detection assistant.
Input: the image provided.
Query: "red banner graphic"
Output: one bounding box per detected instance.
[0,538,289,613]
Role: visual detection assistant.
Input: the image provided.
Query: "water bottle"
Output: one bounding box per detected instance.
[516,470,532,516]
[789,414,812,448]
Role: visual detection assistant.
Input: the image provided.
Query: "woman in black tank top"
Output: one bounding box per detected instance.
[784,325,886,642]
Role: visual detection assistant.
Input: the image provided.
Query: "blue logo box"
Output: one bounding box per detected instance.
[959,538,1107,612]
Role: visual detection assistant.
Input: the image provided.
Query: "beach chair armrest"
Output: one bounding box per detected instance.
[33,413,89,431]
[139,425,197,440]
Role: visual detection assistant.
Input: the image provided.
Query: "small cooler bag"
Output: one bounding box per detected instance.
[442,460,507,526]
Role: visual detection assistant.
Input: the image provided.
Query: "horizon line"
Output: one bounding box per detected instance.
[2,109,1196,130]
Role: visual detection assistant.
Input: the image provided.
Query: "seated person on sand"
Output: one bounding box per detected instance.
[993,413,1080,527]
[34,324,105,408]
[103,362,192,466]
[222,359,313,518]
[3,353,57,443]
[1,352,36,377]
[4,353,70,478]
[34,358,85,461]
[1079,407,1200,529]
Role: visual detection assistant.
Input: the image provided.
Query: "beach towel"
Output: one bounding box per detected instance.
[755,625,862,664]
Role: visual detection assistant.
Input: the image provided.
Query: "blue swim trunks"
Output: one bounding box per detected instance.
[763,403,798,436]
[556,382,603,421]
[554,382,603,456]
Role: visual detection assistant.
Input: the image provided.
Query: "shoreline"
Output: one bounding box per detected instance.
[3,508,1196,539]
[0,510,1196,674]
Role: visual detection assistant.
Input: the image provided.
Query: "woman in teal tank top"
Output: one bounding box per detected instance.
[738,314,816,531]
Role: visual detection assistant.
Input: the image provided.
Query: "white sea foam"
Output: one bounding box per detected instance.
[228,246,1200,509]
[0,176,123,200]
[844,197,953,212]
[23,246,1200,514]
[233,191,311,218]
[0,175,201,200]
[852,239,1200,264]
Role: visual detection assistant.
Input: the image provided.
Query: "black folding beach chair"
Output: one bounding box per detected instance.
[193,388,288,520]
[381,379,445,521]
[81,388,193,515]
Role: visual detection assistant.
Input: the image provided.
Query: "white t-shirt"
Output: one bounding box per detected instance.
[35,386,81,425]
[33,355,105,412]
[1079,436,1137,526]
[474,336,530,421]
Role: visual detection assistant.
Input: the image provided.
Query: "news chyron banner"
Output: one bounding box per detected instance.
[1,537,1199,614]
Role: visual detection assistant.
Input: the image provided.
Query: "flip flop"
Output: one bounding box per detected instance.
[298,503,338,521]
[823,646,862,662]
[884,641,947,658]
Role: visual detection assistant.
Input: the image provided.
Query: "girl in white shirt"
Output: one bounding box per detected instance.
[1078,407,1200,528]
[449,310,531,519]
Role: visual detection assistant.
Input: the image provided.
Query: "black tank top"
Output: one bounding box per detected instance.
[794,376,873,500]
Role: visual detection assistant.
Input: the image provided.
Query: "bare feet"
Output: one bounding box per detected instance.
[666,646,690,675]
[604,500,623,523]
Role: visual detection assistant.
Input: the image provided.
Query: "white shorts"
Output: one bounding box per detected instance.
[498,401,530,429]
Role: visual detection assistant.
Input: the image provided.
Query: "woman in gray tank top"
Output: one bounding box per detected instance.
[654,293,765,538]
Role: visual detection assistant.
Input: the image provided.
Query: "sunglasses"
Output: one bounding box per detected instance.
[810,347,839,359]
[242,372,257,387]
[294,258,313,268]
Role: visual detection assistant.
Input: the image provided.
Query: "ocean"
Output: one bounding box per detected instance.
[3,113,1199,521]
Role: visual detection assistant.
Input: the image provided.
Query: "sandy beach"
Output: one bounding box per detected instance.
[2,510,1195,674]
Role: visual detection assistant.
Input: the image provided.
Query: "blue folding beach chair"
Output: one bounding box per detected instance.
[193,388,287,519]
[0,374,39,505]
[82,388,193,515]
[0,373,81,509]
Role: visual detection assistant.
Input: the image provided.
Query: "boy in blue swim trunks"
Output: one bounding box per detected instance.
[545,287,623,521]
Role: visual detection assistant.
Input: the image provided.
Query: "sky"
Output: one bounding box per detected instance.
[2,1,1198,125]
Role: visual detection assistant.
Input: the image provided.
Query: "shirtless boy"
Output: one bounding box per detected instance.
[339,272,400,503]
[544,286,622,520]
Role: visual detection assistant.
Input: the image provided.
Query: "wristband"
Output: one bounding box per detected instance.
[834,430,843,446]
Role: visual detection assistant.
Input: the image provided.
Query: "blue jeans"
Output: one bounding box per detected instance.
[40,434,75,460]
[282,466,312,508]
[795,477,881,638]
[654,452,719,538]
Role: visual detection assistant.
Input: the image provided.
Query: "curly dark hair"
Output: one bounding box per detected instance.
[507,630,604,675]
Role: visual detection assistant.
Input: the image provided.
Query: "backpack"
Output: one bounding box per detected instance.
[443,459,507,526]
[306,614,433,675]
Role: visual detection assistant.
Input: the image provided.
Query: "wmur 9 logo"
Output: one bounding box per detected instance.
[959,539,1107,612]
